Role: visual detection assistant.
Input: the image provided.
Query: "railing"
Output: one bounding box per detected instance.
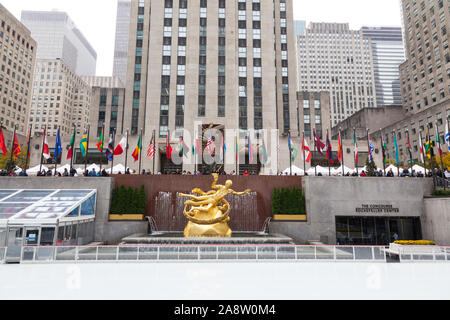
[396,245,450,262]
[13,245,387,263]
[0,247,5,263]
[435,176,450,190]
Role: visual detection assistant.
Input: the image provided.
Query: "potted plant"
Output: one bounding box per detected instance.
[271,187,307,221]
[109,185,147,221]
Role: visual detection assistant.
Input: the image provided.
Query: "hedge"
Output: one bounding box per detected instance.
[110,185,147,214]
[272,187,306,215]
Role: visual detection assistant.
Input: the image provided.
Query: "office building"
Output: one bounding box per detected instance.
[113,0,132,85]
[21,10,97,76]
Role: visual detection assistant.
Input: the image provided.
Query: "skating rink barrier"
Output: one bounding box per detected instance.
[395,245,450,262]
[0,247,5,263]
[12,245,390,263]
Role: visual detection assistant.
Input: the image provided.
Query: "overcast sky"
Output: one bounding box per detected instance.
[2,0,403,77]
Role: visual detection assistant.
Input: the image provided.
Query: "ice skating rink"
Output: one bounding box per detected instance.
[1,262,449,300]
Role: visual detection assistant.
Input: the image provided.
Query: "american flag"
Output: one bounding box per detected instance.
[206,135,215,155]
[147,137,156,160]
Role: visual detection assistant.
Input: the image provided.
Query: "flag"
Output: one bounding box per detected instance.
[407,132,413,164]
[206,134,215,156]
[12,133,21,159]
[67,130,75,160]
[179,136,189,158]
[288,133,298,162]
[114,133,127,156]
[418,132,425,164]
[96,127,104,153]
[26,127,31,160]
[337,132,343,164]
[248,134,254,163]
[235,135,239,162]
[302,135,311,163]
[261,137,268,165]
[381,134,388,165]
[54,128,62,159]
[220,135,225,162]
[42,129,50,160]
[393,132,399,166]
[436,126,443,156]
[326,133,334,164]
[106,133,115,161]
[445,119,450,152]
[165,133,173,159]
[80,130,89,157]
[0,127,7,156]
[192,138,200,156]
[314,131,325,155]
[132,134,142,162]
[368,134,374,164]
[353,131,359,165]
[147,136,156,160]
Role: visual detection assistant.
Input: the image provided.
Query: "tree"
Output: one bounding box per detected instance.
[435,152,450,170]
[365,158,378,177]
[0,151,28,173]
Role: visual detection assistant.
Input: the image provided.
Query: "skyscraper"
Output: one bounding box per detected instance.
[361,26,406,108]
[21,10,97,76]
[0,4,37,135]
[122,0,298,137]
[297,22,377,127]
[113,0,132,85]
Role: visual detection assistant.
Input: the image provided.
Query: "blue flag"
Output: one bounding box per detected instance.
[106,132,115,162]
[393,133,399,166]
[54,128,62,158]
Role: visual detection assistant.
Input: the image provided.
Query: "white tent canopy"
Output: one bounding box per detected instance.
[106,164,126,174]
[86,164,100,173]
[26,165,48,175]
[306,165,331,176]
[282,165,305,175]
[412,164,426,174]
[331,165,354,175]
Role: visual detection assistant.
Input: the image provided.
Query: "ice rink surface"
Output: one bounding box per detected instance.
[1,262,450,300]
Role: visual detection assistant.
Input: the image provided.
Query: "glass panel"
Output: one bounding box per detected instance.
[67,206,80,217]
[0,190,17,200]
[7,190,53,202]
[49,190,92,201]
[40,228,55,246]
[25,229,39,245]
[0,228,6,246]
[81,194,96,216]
[0,203,31,218]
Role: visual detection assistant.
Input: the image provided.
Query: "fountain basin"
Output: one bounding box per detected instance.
[121,232,294,245]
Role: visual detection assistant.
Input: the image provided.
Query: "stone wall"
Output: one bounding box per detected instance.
[422,197,450,246]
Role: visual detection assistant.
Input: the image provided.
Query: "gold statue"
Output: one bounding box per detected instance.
[179,174,251,238]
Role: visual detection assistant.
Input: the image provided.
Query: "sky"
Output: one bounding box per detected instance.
[2,0,403,77]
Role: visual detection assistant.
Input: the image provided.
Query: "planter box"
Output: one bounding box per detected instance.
[109,214,145,221]
[273,214,307,222]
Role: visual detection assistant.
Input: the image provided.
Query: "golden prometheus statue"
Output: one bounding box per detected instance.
[178,174,251,238]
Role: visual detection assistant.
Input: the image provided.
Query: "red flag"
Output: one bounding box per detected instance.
[0,128,7,156]
[12,134,21,159]
[337,133,343,164]
[302,135,311,163]
[166,134,173,159]
[42,129,50,160]
[314,131,325,155]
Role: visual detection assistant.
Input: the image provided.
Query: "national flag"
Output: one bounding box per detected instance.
[368,134,374,164]
[393,132,399,166]
[67,130,76,160]
[288,133,297,162]
[12,133,21,159]
[445,119,450,152]
[54,128,62,159]
[381,134,388,164]
[0,127,8,157]
[147,136,156,160]
[235,135,239,162]
[106,133,115,161]
[80,130,89,157]
[220,135,225,162]
[337,132,343,164]
[406,132,413,164]
[165,133,173,159]
[261,136,268,165]
[42,129,50,160]
[353,131,359,165]
[326,132,334,164]
[114,132,127,156]
[96,127,104,153]
[435,126,444,156]
[424,128,434,160]
[132,134,142,162]
[314,131,325,155]
[26,127,32,160]
[206,134,215,156]
[418,132,425,164]
[179,136,189,158]
[248,134,254,163]
[302,134,311,163]
[192,138,200,156]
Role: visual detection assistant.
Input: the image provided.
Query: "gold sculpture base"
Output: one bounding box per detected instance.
[179,174,251,238]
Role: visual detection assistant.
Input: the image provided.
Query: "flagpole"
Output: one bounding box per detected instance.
[436,121,445,190]
[100,124,105,173]
[152,130,156,174]
[367,129,370,176]
[313,129,317,176]
[10,125,16,167]
[419,131,426,176]
[353,127,359,177]
[85,125,91,173]
[70,124,75,172]
[54,126,59,176]
[139,128,143,175]
[303,131,306,175]
[288,131,292,176]
[111,129,115,174]
[327,130,331,176]
[380,129,386,176]
[406,129,412,175]
[40,129,45,173]
[340,129,344,176]
[125,129,129,173]
[25,125,32,172]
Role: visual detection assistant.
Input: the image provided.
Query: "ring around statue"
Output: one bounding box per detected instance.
[178,173,251,238]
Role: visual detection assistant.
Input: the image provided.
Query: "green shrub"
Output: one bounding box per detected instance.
[110,185,147,214]
[272,187,306,215]
[432,190,450,197]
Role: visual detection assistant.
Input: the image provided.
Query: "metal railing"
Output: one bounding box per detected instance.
[397,245,450,262]
[11,245,388,263]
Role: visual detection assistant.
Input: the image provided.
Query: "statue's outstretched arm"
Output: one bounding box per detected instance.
[231,189,251,196]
